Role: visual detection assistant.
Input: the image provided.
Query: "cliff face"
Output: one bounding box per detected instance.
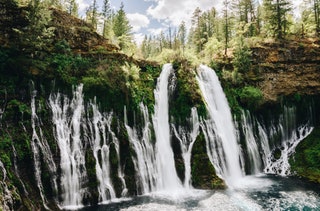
[250,39,320,102]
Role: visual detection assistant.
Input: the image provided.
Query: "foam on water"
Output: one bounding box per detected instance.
[266,191,320,210]
[198,192,239,211]
[120,203,186,211]
[147,188,209,202]
[230,175,274,190]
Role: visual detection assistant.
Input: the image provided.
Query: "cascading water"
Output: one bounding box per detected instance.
[172,107,200,188]
[86,102,116,203]
[124,103,157,194]
[1,64,318,211]
[30,88,58,209]
[106,118,128,197]
[264,105,313,175]
[0,160,13,210]
[196,65,243,187]
[240,110,263,174]
[49,85,88,208]
[152,63,183,191]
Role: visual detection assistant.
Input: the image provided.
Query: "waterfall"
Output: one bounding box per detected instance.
[240,110,263,174]
[30,88,58,209]
[0,160,13,210]
[87,101,129,203]
[124,103,157,194]
[152,64,183,191]
[86,102,116,202]
[107,119,128,197]
[172,107,200,188]
[197,65,243,187]
[257,122,271,168]
[49,85,88,208]
[264,106,313,175]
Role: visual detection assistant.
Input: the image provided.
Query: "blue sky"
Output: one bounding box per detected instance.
[76,0,222,43]
[76,0,302,44]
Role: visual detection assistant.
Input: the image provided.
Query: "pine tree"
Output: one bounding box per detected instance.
[86,0,98,29]
[233,0,258,37]
[178,21,187,53]
[191,7,201,50]
[112,2,132,50]
[102,0,112,38]
[223,0,231,57]
[24,0,54,51]
[67,0,78,17]
[263,0,292,39]
[312,0,320,35]
[113,3,131,37]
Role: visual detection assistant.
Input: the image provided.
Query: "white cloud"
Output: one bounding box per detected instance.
[132,33,146,45]
[147,0,218,28]
[76,0,90,16]
[147,27,166,36]
[127,13,150,32]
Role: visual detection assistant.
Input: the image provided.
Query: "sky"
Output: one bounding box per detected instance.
[76,0,303,44]
[75,0,222,44]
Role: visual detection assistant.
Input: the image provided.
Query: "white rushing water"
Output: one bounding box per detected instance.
[86,102,116,203]
[30,89,58,209]
[172,107,200,188]
[125,103,157,194]
[49,85,88,209]
[240,110,263,174]
[0,160,13,211]
[197,65,243,187]
[109,119,128,197]
[152,64,183,191]
[264,106,313,175]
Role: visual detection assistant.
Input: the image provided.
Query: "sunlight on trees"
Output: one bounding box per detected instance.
[20,0,320,63]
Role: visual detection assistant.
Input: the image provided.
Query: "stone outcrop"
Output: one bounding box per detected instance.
[250,39,320,102]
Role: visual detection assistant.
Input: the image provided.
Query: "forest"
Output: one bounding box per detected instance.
[10,0,320,62]
[0,0,320,210]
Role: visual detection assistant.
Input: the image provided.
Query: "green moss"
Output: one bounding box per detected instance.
[191,133,225,189]
[239,86,263,109]
[290,127,320,183]
[169,59,207,123]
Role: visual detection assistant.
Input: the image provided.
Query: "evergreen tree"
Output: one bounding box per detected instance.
[112,2,132,50]
[311,0,320,35]
[223,0,231,56]
[263,0,292,39]
[67,0,78,17]
[233,0,258,37]
[178,21,187,53]
[113,2,131,37]
[86,0,98,29]
[102,0,112,38]
[191,7,203,52]
[23,0,54,51]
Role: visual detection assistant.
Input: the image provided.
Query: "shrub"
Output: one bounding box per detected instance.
[239,86,263,109]
[233,38,252,73]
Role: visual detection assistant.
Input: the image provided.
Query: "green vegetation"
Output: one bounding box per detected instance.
[1,0,320,209]
[169,59,207,123]
[191,133,225,189]
[290,127,320,183]
[239,86,263,109]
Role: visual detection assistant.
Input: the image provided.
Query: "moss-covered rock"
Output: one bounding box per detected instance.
[191,133,225,189]
[290,127,320,184]
[169,59,207,124]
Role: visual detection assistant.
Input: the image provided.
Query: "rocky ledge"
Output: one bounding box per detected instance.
[251,38,320,102]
